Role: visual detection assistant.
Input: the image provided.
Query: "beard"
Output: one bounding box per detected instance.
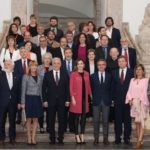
[3,68,13,73]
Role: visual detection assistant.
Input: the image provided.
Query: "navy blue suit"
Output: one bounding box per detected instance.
[112,68,133,142]
[90,72,112,106]
[0,71,20,141]
[42,70,70,142]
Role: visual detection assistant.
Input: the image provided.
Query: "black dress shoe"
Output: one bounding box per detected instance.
[93,138,99,145]
[114,140,121,145]
[58,141,64,146]
[10,140,17,145]
[16,120,21,124]
[124,140,132,145]
[0,140,5,146]
[103,138,109,145]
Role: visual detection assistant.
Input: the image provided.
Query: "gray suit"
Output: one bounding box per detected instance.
[21,75,42,104]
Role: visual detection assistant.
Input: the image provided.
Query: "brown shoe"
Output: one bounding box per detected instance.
[0,140,5,146]
[10,140,17,145]
[103,138,109,145]
[133,141,143,149]
[93,138,99,145]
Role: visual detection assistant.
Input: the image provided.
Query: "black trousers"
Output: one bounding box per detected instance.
[0,101,17,140]
[74,113,86,135]
[64,107,75,132]
[114,103,131,141]
[38,108,49,129]
[48,104,65,141]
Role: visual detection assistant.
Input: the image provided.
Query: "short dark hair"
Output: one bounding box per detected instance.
[13,16,21,25]
[97,26,105,33]
[64,47,72,53]
[100,35,109,40]
[118,55,127,61]
[87,48,95,55]
[79,22,88,32]
[105,17,114,26]
[97,59,106,64]
[66,30,73,35]
[47,30,56,36]
[50,16,58,22]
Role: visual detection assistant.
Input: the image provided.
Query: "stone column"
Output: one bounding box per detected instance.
[106,0,123,32]
[11,0,27,24]
[33,0,39,22]
[95,0,101,27]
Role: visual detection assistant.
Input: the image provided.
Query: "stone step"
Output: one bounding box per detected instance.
[4,122,150,143]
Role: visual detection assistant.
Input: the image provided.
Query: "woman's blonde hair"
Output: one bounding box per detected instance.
[134,64,146,79]
[28,60,38,76]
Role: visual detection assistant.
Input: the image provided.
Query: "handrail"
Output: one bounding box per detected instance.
[0,20,11,52]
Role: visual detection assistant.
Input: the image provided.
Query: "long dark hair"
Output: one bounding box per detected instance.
[73,58,85,71]
[76,33,88,47]
[134,64,146,79]
[8,23,18,35]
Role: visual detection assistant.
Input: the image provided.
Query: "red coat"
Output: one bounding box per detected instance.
[69,71,92,114]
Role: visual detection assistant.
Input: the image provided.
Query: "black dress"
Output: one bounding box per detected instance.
[28,24,38,37]
[79,72,86,114]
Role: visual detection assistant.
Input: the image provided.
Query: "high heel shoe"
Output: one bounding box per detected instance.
[79,134,86,144]
[133,141,143,149]
[27,137,32,145]
[75,135,81,144]
[31,138,37,145]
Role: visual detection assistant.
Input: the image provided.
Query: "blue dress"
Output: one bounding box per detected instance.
[25,76,43,118]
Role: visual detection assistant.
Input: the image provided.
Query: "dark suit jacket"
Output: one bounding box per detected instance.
[42,70,70,106]
[119,47,137,70]
[51,47,63,61]
[18,41,37,50]
[85,60,97,74]
[95,46,111,61]
[14,59,31,80]
[44,28,64,42]
[32,46,52,65]
[90,72,112,106]
[111,28,121,48]
[61,59,75,75]
[0,71,21,107]
[111,68,133,104]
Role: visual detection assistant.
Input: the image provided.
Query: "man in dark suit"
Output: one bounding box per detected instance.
[65,31,76,51]
[14,47,30,124]
[42,57,70,145]
[105,17,121,48]
[119,37,136,70]
[0,60,21,146]
[67,21,78,38]
[51,37,67,61]
[44,16,64,42]
[91,59,112,145]
[95,35,111,61]
[32,36,52,65]
[61,47,75,133]
[111,56,134,145]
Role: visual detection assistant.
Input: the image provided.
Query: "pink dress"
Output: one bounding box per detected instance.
[126,78,149,128]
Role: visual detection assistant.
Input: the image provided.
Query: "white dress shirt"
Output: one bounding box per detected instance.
[6,72,13,89]
[40,47,47,57]
[119,67,127,80]
[53,70,60,81]
[106,27,113,39]
[98,71,105,83]
[89,64,95,75]
[60,47,65,60]
[121,48,130,68]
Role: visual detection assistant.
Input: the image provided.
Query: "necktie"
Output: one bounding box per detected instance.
[23,60,26,74]
[120,69,124,84]
[103,47,107,59]
[124,49,128,67]
[101,73,103,84]
[55,72,59,86]
[67,61,70,75]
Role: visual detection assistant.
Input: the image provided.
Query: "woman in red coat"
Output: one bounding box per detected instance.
[69,58,92,144]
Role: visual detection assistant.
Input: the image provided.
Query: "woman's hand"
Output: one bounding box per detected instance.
[72,96,76,106]
[129,99,133,106]
[21,104,25,109]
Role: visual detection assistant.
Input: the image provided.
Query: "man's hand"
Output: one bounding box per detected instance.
[65,102,70,107]
[21,104,25,109]
[43,102,48,108]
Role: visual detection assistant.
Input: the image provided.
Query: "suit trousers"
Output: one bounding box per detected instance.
[114,103,131,141]
[48,104,65,141]
[93,100,110,139]
[0,100,17,140]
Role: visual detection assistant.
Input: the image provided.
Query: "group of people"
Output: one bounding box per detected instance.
[0,14,149,149]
